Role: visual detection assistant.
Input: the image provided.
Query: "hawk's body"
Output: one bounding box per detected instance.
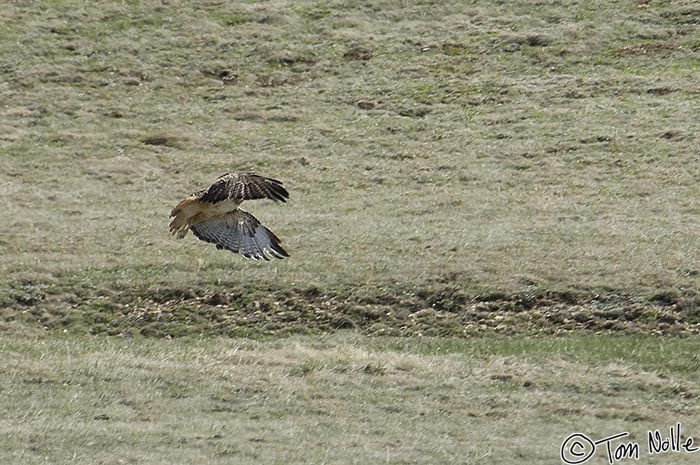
[169,172,289,260]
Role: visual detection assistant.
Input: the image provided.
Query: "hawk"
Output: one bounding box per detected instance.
[169,172,289,260]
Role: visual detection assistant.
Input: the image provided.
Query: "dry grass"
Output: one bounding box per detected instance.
[2,1,700,331]
[1,333,699,465]
[3,3,700,463]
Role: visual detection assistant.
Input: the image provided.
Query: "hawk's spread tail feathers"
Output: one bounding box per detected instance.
[189,209,288,260]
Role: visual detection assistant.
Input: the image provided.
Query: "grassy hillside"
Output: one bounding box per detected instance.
[3,3,700,464]
[2,333,700,465]
[2,0,700,335]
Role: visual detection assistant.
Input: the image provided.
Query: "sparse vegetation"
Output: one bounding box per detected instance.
[2,1,700,463]
[3,1,700,332]
[1,334,700,465]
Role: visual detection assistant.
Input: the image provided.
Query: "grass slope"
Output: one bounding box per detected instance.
[2,1,700,334]
[1,333,699,465]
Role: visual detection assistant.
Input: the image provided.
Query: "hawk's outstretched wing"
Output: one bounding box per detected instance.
[189,209,289,260]
[197,173,289,204]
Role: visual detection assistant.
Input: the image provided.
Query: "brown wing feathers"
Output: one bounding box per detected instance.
[198,173,289,203]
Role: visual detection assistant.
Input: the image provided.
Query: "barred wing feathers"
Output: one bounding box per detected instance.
[190,209,288,260]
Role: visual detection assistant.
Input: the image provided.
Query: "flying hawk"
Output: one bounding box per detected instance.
[169,172,289,260]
